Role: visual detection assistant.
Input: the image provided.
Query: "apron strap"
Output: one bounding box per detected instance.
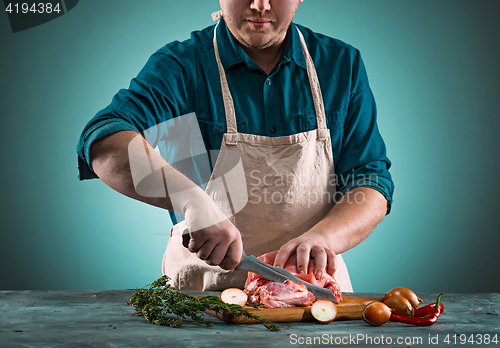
[213,22,238,145]
[295,26,328,140]
[213,22,328,142]
[212,10,222,22]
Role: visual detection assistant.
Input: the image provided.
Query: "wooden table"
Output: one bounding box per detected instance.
[1,290,498,347]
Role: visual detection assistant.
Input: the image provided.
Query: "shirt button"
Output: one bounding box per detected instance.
[266,79,272,86]
[215,127,223,135]
[270,126,277,134]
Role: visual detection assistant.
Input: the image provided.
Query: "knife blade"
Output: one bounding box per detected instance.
[181,230,337,302]
[235,252,337,302]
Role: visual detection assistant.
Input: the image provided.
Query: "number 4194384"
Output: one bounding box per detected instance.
[444,333,498,345]
[5,3,61,14]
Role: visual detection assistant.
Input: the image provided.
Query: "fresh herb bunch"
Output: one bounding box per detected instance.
[127,275,280,331]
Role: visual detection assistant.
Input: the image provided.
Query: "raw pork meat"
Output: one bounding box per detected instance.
[244,251,342,309]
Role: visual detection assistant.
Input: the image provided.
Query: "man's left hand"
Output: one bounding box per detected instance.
[272,187,388,279]
[273,232,337,279]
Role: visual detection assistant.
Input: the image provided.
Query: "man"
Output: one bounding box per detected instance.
[77,0,394,292]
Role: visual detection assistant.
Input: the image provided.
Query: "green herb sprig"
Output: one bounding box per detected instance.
[127,275,280,331]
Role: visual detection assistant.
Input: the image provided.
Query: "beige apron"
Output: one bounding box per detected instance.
[162,22,353,292]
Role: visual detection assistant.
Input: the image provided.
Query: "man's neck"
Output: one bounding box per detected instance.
[240,40,286,76]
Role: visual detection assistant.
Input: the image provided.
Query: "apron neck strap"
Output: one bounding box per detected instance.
[213,22,328,139]
[213,22,238,136]
[295,26,328,138]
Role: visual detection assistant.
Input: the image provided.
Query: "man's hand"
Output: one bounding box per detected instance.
[183,195,243,270]
[273,187,387,279]
[184,218,243,270]
[91,130,244,269]
[273,232,337,280]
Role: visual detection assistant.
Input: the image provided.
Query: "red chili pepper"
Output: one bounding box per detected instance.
[390,293,445,326]
[414,301,444,317]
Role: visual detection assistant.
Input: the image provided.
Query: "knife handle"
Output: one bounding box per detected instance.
[182,228,190,249]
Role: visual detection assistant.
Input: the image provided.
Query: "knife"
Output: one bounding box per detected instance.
[181,230,337,302]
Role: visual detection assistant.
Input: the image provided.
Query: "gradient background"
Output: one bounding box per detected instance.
[1,0,499,293]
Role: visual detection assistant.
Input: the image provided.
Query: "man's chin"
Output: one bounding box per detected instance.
[241,33,274,48]
[244,41,274,51]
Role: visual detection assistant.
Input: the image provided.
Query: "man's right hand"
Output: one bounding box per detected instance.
[91,130,243,269]
[182,194,243,270]
[184,217,243,270]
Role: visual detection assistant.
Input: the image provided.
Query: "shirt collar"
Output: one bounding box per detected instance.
[215,18,307,71]
[283,23,307,70]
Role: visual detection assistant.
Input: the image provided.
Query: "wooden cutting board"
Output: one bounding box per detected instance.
[205,295,383,324]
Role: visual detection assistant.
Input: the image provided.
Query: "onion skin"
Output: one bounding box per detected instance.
[362,302,393,326]
[384,287,423,309]
[383,295,414,316]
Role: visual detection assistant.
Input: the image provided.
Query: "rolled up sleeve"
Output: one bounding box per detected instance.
[76,118,139,180]
[76,48,191,180]
[335,50,394,214]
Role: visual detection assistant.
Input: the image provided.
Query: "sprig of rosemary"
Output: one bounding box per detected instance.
[245,300,264,308]
[127,275,280,331]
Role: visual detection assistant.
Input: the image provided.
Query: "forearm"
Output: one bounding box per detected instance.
[274,186,388,275]
[90,130,201,212]
[90,130,242,268]
[310,187,387,254]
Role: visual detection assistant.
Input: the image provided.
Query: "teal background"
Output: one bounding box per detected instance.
[1,0,499,292]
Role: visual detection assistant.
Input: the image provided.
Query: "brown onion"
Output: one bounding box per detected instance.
[383,295,414,316]
[384,287,423,309]
[362,301,393,326]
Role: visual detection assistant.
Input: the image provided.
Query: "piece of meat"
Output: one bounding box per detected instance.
[249,279,316,308]
[244,251,342,308]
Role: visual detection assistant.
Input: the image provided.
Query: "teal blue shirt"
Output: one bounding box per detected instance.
[77,19,394,222]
